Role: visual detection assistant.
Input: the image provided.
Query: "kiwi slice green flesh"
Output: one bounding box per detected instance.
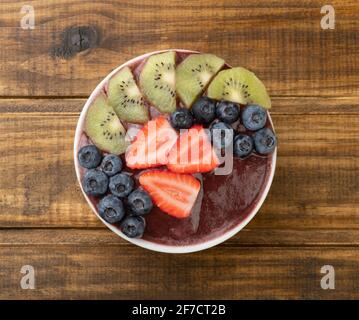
[176,53,225,108]
[107,67,149,124]
[139,51,176,114]
[207,67,271,109]
[85,92,128,155]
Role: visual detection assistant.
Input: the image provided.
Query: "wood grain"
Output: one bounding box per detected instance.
[0,0,358,97]
[1,244,359,299]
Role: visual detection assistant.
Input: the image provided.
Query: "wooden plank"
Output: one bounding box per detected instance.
[0,245,358,299]
[0,98,84,113]
[1,97,359,114]
[0,111,359,230]
[0,113,98,227]
[2,228,359,247]
[0,0,358,97]
[272,97,359,115]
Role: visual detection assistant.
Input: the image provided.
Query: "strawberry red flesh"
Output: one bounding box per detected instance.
[167,125,220,173]
[139,170,201,219]
[125,116,178,169]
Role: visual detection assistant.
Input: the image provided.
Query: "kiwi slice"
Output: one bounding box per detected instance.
[207,67,271,109]
[176,54,225,108]
[139,51,176,114]
[85,92,128,155]
[107,67,149,124]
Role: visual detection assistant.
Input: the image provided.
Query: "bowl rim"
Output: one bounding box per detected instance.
[74,49,277,254]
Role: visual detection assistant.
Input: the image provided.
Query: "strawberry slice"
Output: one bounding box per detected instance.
[139,170,201,218]
[125,116,178,169]
[167,125,220,173]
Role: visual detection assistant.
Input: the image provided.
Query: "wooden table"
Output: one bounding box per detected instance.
[0,0,358,299]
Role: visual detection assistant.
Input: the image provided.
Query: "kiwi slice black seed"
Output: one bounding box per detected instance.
[207,67,271,109]
[107,67,149,124]
[85,92,129,155]
[139,51,176,114]
[176,53,225,108]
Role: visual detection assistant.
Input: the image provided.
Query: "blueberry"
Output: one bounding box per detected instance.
[127,188,153,216]
[210,121,234,149]
[253,128,277,155]
[78,145,102,169]
[120,216,146,238]
[233,134,254,158]
[98,195,125,224]
[109,173,134,198]
[170,108,193,129]
[82,169,108,196]
[242,104,267,131]
[100,154,122,177]
[216,100,240,124]
[191,97,216,124]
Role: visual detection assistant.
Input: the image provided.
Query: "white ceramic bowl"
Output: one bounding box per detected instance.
[74,49,277,254]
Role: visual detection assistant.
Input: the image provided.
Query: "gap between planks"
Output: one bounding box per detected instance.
[0,96,359,115]
[1,228,359,247]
